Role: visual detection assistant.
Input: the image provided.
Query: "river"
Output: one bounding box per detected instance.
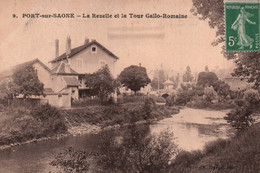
[0,108,233,173]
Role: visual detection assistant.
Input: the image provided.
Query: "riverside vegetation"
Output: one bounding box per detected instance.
[0,96,179,147]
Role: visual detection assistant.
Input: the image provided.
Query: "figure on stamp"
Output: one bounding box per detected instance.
[231,7,256,49]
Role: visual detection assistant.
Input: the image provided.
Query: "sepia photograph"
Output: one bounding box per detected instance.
[0,0,259,172]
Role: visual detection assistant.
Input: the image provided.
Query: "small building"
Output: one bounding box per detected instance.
[223,77,252,91]
[163,79,175,90]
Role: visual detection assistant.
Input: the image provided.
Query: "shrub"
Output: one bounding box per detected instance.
[203,86,218,104]
[50,147,90,173]
[166,95,176,106]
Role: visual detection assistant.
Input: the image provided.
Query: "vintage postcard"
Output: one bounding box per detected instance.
[0,0,259,172]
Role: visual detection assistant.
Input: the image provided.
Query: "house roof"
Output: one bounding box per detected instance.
[62,76,81,86]
[0,59,51,78]
[163,79,174,85]
[51,62,78,75]
[49,40,119,63]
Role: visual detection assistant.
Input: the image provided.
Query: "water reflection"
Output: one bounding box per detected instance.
[150,108,232,151]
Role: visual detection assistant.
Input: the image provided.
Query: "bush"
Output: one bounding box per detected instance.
[203,86,218,104]
[50,147,90,173]
[166,95,176,106]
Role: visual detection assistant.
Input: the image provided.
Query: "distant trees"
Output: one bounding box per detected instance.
[84,65,117,102]
[151,69,166,90]
[118,65,151,94]
[183,66,193,82]
[197,71,218,87]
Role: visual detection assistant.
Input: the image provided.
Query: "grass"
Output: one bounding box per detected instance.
[63,102,179,128]
[169,122,260,173]
[0,105,67,146]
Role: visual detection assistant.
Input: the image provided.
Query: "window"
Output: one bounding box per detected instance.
[91,46,97,53]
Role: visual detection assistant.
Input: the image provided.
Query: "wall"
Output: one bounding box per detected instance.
[67,43,117,76]
[224,78,252,91]
[46,94,71,108]
[33,63,52,88]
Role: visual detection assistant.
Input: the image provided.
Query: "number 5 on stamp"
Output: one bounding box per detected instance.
[225,0,260,52]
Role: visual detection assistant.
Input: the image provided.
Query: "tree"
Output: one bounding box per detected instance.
[84,65,116,102]
[151,69,166,90]
[225,89,259,134]
[212,80,231,101]
[183,66,193,82]
[118,65,151,94]
[203,86,218,104]
[197,71,218,87]
[11,66,44,98]
[191,0,260,91]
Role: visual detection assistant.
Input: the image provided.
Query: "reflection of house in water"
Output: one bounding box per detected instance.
[0,37,119,108]
[223,77,252,91]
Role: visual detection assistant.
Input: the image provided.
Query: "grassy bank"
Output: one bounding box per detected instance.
[0,105,67,146]
[169,122,260,173]
[64,102,179,128]
[0,101,179,147]
[186,97,235,110]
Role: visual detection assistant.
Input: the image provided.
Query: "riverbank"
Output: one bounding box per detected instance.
[168,122,260,173]
[0,102,179,150]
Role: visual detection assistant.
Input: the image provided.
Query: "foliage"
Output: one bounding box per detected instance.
[31,104,67,134]
[203,86,218,103]
[0,104,67,146]
[12,66,44,98]
[142,97,155,120]
[97,124,179,173]
[197,71,218,87]
[212,80,231,101]
[169,123,260,173]
[151,69,166,90]
[118,65,151,94]
[166,95,176,106]
[50,147,89,173]
[183,66,193,82]
[84,65,116,102]
[175,89,196,105]
[191,0,260,91]
[225,89,259,134]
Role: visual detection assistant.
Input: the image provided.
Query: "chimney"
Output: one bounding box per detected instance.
[55,39,59,58]
[64,63,71,73]
[84,38,89,45]
[66,36,71,55]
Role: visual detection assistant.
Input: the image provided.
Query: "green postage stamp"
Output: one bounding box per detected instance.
[225,0,260,52]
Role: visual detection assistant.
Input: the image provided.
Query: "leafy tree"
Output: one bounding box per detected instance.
[118,65,151,94]
[11,66,44,98]
[197,71,218,87]
[97,124,179,173]
[183,66,193,82]
[151,69,166,90]
[203,86,218,104]
[84,65,116,102]
[191,0,260,90]
[225,89,259,134]
[212,80,231,101]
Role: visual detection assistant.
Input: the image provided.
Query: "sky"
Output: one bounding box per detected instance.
[0,0,234,76]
